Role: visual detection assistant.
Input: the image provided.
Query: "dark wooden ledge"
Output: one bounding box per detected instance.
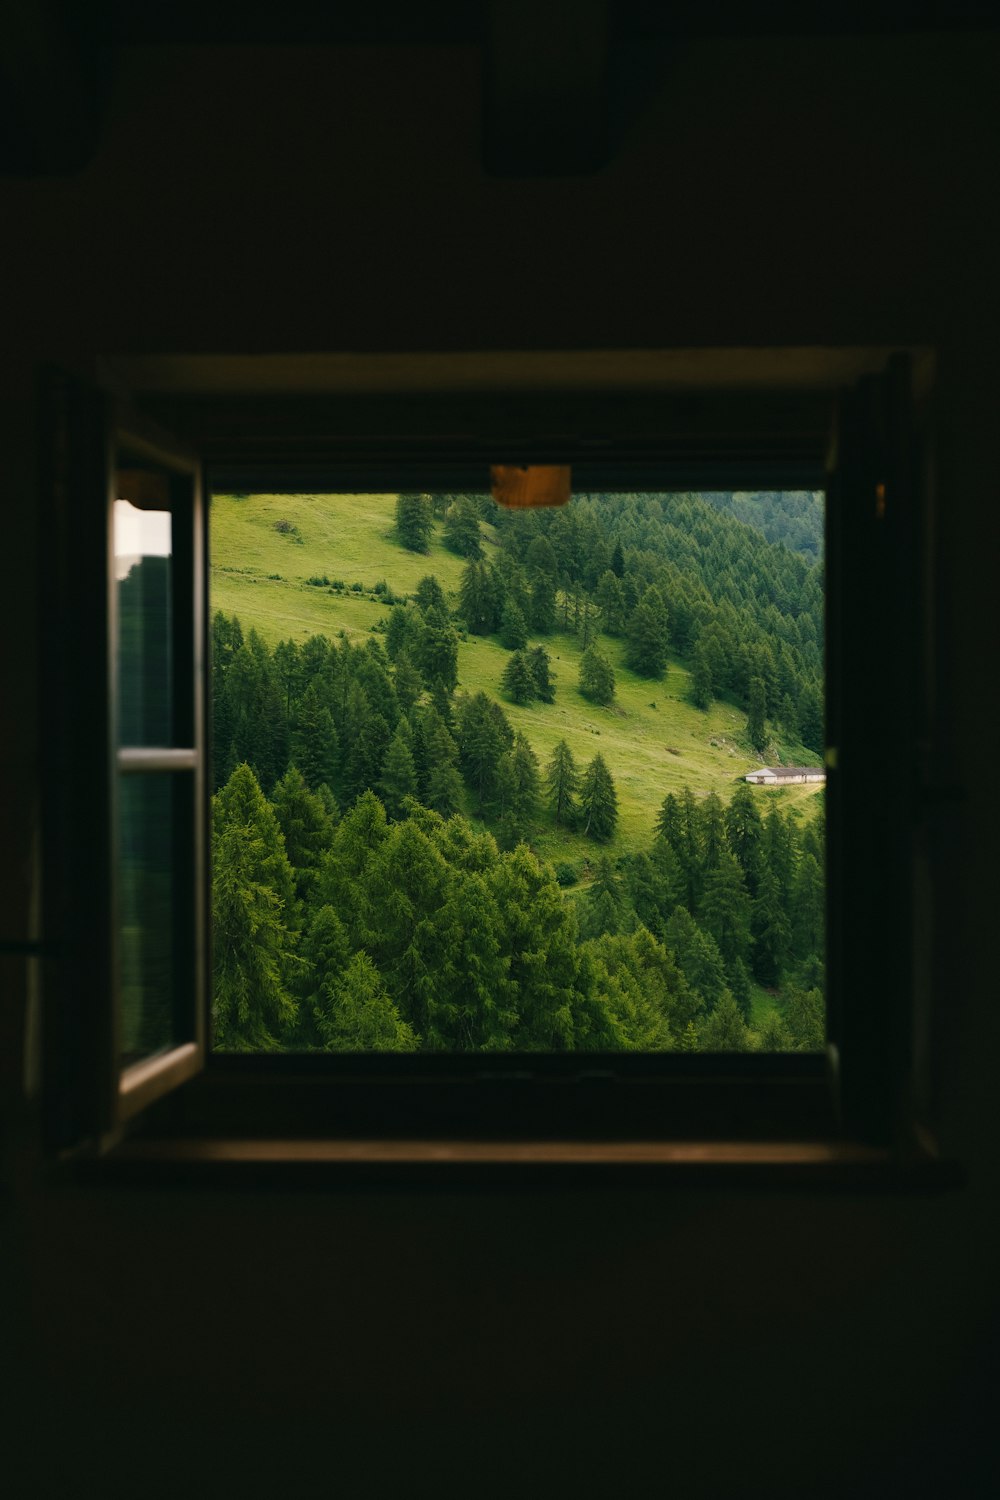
[70,1135,962,1192]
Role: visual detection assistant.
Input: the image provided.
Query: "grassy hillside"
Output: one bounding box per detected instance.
[210,491,823,869]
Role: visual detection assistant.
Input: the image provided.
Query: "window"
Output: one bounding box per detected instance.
[39,350,933,1162]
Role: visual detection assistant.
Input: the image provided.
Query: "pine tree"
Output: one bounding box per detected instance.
[291,679,338,791]
[699,990,751,1052]
[393,650,424,715]
[690,639,713,710]
[798,680,824,752]
[580,854,624,939]
[654,791,683,848]
[625,585,670,678]
[269,765,335,904]
[456,691,515,811]
[423,714,464,817]
[458,560,501,635]
[395,492,433,553]
[725,783,765,898]
[379,724,419,818]
[610,539,626,578]
[414,605,459,697]
[791,850,825,968]
[663,907,728,1012]
[756,1009,790,1052]
[545,739,579,827]
[752,864,791,985]
[316,951,418,1052]
[579,752,619,841]
[784,985,826,1051]
[443,496,484,558]
[499,598,529,651]
[500,650,537,705]
[747,674,768,752]
[526,646,555,702]
[528,570,557,633]
[699,850,752,969]
[578,645,615,705]
[495,731,540,844]
[679,1018,700,1052]
[594,570,627,635]
[414,575,447,614]
[212,764,299,1051]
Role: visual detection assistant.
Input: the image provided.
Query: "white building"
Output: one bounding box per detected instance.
[744,766,826,786]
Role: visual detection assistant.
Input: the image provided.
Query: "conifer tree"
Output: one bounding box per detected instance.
[699,990,751,1052]
[495,732,541,845]
[690,640,713,710]
[458,560,501,635]
[747,674,768,752]
[784,985,826,1051]
[393,650,424,715]
[725,783,765,898]
[679,1018,700,1052]
[663,906,728,1012]
[756,1009,790,1052]
[699,792,727,874]
[699,850,752,969]
[291,679,338,792]
[546,739,579,828]
[654,792,683,848]
[526,646,555,702]
[424,715,464,817]
[395,492,433,553]
[316,951,418,1052]
[414,575,447,614]
[212,764,299,1051]
[443,496,484,558]
[379,724,419,819]
[270,765,335,904]
[578,645,615,705]
[594,570,627,635]
[500,650,537,705]
[610,539,626,578]
[580,854,624,939]
[791,850,825,965]
[579,752,619,841]
[626,585,670,678]
[500,598,529,651]
[528,570,556,633]
[752,864,791,985]
[385,603,419,661]
[456,691,515,812]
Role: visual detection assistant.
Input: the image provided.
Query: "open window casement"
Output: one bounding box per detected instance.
[42,370,208,1148]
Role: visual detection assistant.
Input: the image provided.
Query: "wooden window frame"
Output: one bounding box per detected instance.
[40,349,954,1182]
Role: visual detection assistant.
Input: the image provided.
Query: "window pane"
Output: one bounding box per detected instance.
[115,498,173,746]
[118,772,180,1067]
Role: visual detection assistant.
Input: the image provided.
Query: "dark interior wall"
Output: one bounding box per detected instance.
[3,35,999,1497]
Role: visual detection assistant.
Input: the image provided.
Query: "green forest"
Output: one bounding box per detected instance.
[210,488,826,1054]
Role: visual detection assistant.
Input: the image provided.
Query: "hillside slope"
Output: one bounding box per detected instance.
[210,491,823,867]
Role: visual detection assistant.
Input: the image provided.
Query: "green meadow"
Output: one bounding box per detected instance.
[210,491,823,872]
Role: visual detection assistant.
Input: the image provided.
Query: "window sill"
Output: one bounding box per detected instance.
[72,1134,962,1191]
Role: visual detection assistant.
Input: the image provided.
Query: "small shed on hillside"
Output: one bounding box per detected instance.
[745,766,826,786]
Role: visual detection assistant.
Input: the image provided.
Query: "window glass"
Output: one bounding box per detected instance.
[114,498,173,746]
[118,771,180,1067]
[209,489,825,1055]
